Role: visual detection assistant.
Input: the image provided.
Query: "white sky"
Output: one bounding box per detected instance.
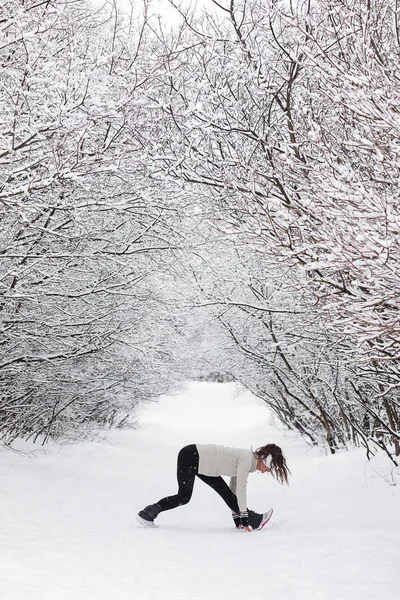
[91,0,219,25]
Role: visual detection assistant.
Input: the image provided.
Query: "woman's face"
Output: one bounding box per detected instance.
[257,459,271,474]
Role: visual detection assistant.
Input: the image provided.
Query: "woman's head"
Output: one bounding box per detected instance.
[254,444,290,485]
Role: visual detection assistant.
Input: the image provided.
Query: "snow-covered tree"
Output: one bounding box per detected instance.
[140,0,400,459]
[0,0,187,442]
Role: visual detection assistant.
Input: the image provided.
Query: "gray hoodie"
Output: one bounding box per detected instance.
[196,444,258,512]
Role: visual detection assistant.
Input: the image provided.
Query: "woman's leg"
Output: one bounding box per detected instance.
[156,444,199,513]
[196,474,240,513]
[196,476,263,529]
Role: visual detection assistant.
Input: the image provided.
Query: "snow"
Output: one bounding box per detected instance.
[1,382,399,600]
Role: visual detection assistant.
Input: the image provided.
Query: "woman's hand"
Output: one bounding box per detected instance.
[239,510,251,530]
[233,512,253,530]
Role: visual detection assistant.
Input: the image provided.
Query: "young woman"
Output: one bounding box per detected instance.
[137,442,290,531]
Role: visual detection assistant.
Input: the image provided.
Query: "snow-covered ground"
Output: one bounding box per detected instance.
[1,382,399,600]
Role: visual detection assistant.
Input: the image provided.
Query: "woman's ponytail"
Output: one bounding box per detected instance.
[254,443,290,485]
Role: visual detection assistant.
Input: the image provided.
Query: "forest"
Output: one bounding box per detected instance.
[0,0,399,464]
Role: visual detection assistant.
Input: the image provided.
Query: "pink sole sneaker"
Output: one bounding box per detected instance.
[136,515,159,528]
[255,508,273,531]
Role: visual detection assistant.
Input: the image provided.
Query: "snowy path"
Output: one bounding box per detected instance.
[1,382,399,600]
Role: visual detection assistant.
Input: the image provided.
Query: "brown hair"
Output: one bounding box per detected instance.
[253,443,290,485]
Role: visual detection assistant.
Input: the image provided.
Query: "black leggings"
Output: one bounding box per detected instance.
[157,444,240,514]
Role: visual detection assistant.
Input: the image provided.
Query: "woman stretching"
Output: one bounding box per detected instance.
[137,443,290,531]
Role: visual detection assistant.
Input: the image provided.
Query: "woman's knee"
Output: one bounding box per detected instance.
[178,495,191,506]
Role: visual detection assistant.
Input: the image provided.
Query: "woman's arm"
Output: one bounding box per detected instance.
[235,456,254,529]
